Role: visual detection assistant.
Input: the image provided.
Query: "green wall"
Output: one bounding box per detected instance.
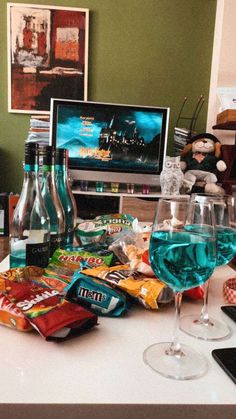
[0,0,217,193]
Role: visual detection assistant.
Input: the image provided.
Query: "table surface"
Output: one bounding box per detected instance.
[0,256,235,419]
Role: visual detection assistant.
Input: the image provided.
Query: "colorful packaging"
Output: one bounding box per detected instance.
[64,243,119,265]
[108,232,154,275]
[0,293,32,332]
[75,221,106,245]
[0,267,98,340]
[66,271,131,316]
[41,247,114,290]
[49,247,113,272]
[0,266,44,285]
[65,242,112,255]
[183,286,204,300]
[93,213,136,244]
[82,264,173,309]
[34,270,71,294]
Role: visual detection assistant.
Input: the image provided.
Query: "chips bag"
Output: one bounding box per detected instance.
[93,213,136,244]
[66,271,131,317]
[0,267,97,340]
[82,264,173,309]
[41,247,114,292]
[109,232,154,276]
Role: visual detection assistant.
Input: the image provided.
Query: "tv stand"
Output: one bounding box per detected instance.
[72,184,175,222]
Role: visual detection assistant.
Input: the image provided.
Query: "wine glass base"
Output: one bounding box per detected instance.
[143,342,208,380]
[180,314,231,340]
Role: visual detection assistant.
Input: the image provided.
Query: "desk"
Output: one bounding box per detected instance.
[0,256,235,419]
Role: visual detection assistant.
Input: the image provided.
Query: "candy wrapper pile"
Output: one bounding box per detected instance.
[0,213,203,340]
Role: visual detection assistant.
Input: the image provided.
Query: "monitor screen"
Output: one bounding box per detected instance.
[50,99,169,185]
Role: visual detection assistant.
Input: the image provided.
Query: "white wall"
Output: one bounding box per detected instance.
[207,0,236,144]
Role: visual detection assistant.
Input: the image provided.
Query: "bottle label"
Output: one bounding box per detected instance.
[26,242,50,267]
[50,233,63,257]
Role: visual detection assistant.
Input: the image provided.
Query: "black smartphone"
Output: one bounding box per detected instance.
[212,348,236,384]
[221,305,236,323]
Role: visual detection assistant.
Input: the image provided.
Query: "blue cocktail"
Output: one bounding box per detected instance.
[143,197,216,380]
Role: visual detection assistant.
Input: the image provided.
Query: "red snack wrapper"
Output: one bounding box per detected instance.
[0,292,32,332]
[0,270,98,341]
[0,266,43,332]
[183,286,204,300]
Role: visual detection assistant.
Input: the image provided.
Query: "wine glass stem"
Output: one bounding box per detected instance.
[167,291,183,356]
[199,279,210,325]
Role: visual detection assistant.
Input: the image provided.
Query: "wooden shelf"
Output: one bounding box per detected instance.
[213,121,236,130]
[72,189,189,221]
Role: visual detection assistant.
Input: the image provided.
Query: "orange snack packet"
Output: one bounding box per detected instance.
[82,264,173,309]
[0,293,32,332]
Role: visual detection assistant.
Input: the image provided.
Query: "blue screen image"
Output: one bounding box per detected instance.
[55,104,165,174]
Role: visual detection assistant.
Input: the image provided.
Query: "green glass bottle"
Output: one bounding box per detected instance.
[41,146,65,256]
[10,143,50,268]
[55,148,77,245]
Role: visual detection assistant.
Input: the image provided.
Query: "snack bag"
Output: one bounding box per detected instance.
[0,267,98,340]
[42,247,114,291]
[183,286,204,300]
[0,293,32,332]
[0,265,44,286]
[75,220,106,245]
[0,266,42,332]
[65,242,119,264]
[50,248,113,271]
[66,271,131,317]
[82,264,173,309]
[93,214,136,244]
[109,232,154,276]
[34,270,71,294]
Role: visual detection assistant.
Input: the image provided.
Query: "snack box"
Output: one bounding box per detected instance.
[216,109,236,125]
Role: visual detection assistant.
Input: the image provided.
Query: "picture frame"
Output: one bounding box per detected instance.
[7,3,89,114]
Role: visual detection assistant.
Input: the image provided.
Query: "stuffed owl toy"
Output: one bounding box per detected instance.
[160,156,184,195]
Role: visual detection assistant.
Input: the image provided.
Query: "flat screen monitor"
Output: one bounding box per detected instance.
[50,99,169,186]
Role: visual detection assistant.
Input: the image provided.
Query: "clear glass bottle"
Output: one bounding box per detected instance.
[55,148,77,245]
[10,143,50,268]
[41,146,65,256]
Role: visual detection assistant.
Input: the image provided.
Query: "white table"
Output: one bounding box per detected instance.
[0,256,235,419]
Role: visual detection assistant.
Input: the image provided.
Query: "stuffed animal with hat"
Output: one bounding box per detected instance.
[180,133,227,195]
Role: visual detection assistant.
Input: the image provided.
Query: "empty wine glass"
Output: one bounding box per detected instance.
[180,194,236,340]
[143,197,216,380]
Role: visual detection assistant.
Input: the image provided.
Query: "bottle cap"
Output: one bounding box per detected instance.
[41,145,54,166]
[24,142,39,165]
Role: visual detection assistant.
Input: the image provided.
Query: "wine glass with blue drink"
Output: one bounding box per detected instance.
[143,197,216,380]
[180,194,236,340]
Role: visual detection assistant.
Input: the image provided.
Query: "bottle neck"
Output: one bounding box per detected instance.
[23,165,39,189]
[24,163,39,173]
[55,163,67,182]
[42,164,52,173]
[42,164,56,181]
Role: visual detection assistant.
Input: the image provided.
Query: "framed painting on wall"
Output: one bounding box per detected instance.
[7,3,89,114]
